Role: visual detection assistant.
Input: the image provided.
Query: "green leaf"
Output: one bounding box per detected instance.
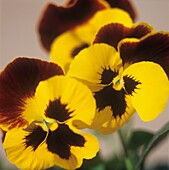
[125,158,134,170]
[135,121,169,170]
[128,130,154,150]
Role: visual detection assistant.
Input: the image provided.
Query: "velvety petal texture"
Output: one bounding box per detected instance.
[38,0,137,51]
[119,32,169,77]
[75,8,132,44]
[68,44,135,134]
[50,8,132,72]
[0,58,63,131]
[94,22,154,50]
[3,124,99,170]
[68,43,169,134]
[25,76,96,128]
[122,62,169,121]
[38,0,108,51]
[1,65,98,170]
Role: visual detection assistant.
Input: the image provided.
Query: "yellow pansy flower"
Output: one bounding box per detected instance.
[0,58,98,170]
[50,8,133,72]
[67,43,169,134]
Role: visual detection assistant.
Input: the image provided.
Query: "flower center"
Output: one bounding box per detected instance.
[112,76,124,91]
[45,118,59,131]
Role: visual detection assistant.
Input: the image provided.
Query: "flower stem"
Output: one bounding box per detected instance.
[118,129,129,158]
[118,129,134,170]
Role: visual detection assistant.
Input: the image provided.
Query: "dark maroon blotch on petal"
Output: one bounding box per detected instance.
[94,85,127,118]
[120,33,169,77]
[0,58,64,129]
[94,23,152,50]
[24,125,47,151]
[45,97,73,122]
[38,0,106,51]
[47,124,85,159]
[123,75,141,95]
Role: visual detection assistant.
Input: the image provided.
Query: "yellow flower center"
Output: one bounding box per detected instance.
[112,76,124,91]
[44,118,60,131]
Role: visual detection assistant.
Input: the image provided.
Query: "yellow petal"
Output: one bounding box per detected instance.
[3,124,55,170]
[68,43,135,134]
[90,96,135,135]
[122,61,169,121]
[69,125,99,163]
[75,8,133,43]
[50,31,89,73]
[3,123,99,170]
[68,43,122,86]
[25,76,96,128]
[50,8,132,73]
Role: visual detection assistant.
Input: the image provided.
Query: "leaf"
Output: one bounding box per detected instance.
[135,121,169,170]
[125,158,134,170]
[128,130,154,150]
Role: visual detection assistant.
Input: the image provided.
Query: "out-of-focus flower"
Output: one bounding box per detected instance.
[50,8,132,72]
[0,58,98,170]
[67,43,169,134]
[38,0,137,52]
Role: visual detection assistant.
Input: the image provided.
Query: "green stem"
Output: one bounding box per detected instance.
[118,129,134,170]
[118,129,129,158]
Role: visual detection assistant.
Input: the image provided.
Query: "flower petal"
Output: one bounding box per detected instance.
[105,0,137,20]
[3,123,99,170]
[25,76,96,128]
[122,62,169,121]
[68,43,122,85]
[94,22,154,50]
[38,0,108,51]
[91,87,135,134]
[0,58,63,131]
[68,44,135,134]
[75,8,133,44]
[50,8,132,72]
[50,31,89,72]
[119,32,169,77]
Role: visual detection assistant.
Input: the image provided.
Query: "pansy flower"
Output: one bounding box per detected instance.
[94,22,169,78]
[67,43,169,134]
[38,0,137,52]
[50,8,133,72]
[0,58,99,170]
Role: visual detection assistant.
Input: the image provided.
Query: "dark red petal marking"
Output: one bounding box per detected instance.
[100,67,118,84]
[38,0,106,51]
[0,58,64,129]
[94,23,152,50]
[105,0,137,20]
[45,98,73,122]
[46,124,85,159]
[94,85,127,118]
[120,33,169,77]
[24,125,47,151]
[123,75,141,95]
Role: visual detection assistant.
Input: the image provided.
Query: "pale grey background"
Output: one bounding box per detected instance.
[0,0,169,169]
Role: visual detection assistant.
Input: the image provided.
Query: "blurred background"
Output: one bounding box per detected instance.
[0,0,169,169]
